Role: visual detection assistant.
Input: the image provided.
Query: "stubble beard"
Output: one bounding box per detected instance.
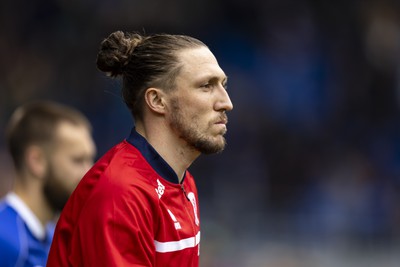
[170,100,227,155]
[42,164,71,213]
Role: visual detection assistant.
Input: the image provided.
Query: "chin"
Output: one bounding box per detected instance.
[197,137,226,154]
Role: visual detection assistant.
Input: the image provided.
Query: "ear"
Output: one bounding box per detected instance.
[25,145,48,179]
[144,87,166,115]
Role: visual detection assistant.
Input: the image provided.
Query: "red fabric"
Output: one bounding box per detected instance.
[47,141,200,267]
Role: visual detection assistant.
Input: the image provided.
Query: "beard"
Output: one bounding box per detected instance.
[42,164,71,213]
[170,99,227,154]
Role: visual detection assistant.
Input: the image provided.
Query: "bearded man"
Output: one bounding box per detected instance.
[47,31,233,267]
[0,100,96,267]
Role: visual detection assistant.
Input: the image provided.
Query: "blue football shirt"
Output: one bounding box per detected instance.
[0,193,54,267]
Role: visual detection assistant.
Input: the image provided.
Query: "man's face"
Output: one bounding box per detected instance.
[167,46,233,154]
[43,122,96,211]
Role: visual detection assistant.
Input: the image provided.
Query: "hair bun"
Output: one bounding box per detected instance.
[96,31,142,77]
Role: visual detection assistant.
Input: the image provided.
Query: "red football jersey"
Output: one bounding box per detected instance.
[47,130,200,267]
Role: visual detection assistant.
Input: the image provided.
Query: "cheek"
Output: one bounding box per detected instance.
[185,102,210,122]
[181,94,211,113]
[171,96,213,129]
[53,158,86,187]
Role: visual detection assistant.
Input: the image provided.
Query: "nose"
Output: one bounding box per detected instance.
[215,86,233,112]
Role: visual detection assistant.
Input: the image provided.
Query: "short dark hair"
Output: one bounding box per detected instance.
[6,100,91,170]
[96,31,206,121]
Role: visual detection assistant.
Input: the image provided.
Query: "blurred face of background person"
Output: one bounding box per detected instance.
[5,100,96,221]
[0,100,96,267]
[43,121,96,212]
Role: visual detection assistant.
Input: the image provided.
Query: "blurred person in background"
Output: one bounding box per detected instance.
[47,30,233,267]
[0,100,96,267]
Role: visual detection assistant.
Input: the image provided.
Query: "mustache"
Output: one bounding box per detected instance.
[216,113,228,124]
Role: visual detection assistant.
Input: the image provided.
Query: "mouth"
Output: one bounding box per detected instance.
[215,114,228,125]
[213,115,228,134]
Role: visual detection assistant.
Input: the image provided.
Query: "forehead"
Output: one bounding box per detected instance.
[52,122,94,151]
[177,47,226,81]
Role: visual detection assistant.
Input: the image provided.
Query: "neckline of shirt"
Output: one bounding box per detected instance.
[126,128,185,184]
[5,192,46,240]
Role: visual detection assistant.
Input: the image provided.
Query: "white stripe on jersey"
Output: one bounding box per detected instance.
[154,231,200,253]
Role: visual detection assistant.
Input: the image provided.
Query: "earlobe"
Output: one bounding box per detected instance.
[144,88,166,114]
[25,145,47,179]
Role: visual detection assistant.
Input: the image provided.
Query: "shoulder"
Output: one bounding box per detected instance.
[74,165,160,228]
[0,201,24,265]
[0,200,19,235]
[95,141,159,190]
[75,141,161,209]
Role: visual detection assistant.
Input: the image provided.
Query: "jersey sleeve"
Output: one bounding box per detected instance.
[68,179,158,267]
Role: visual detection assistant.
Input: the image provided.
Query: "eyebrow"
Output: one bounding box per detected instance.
[200,74,228,83]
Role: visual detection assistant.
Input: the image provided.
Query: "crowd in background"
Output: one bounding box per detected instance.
[1,0,400,266]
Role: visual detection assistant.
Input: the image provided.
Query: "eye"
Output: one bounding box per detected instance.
[72,156,85,165]
[200,83,214,92]
[200,83,212,89]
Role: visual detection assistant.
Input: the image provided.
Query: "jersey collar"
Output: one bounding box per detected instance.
[126,128,184,184]
[6,192,46,240]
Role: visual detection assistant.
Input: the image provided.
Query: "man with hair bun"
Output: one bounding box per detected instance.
[0,100,96,267]
[47,31,233,267]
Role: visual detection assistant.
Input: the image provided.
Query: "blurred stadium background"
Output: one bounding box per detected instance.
[1,0,400,266]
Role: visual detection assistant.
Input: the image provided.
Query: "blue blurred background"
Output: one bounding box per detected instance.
[1,0,400,266]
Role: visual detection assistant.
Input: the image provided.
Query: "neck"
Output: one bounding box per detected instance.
[136,122,200,183]
[13,175,54,227]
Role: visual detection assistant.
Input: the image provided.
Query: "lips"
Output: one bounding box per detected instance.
[215,114,228,125]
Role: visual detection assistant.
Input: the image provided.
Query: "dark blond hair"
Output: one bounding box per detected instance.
[96,31,206,120]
